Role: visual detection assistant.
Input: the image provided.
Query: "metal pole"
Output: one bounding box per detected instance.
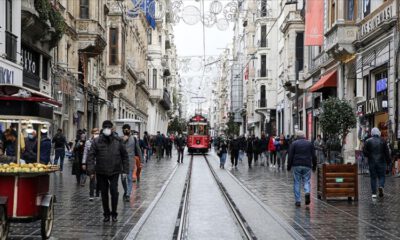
[295,60,299,132]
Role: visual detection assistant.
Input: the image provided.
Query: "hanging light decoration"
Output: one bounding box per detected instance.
[216,18,229,31]
[223,1,238,22]
[182,5,202,25]
[209,0,223,15]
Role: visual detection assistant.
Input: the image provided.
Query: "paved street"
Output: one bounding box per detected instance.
[219,151,400,240]
[8,154,178,240]
[6,149,400,239]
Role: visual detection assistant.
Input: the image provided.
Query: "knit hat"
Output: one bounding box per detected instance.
[102,120,113,128]
[371,127,381,137]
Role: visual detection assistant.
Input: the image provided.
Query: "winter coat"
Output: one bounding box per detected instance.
[246,138,254,154]
[123,136,143,167]
[218,140,228,154]
[175,137,186,150]
[87,134,129,176]
[268,137,276,152]
[82,139,94,164]
[39,137,52,164]
[260,137,269,152]
[52,133,68,150]
[155,135,163,146]
[22,137,37,163]
[287,137,317,171]
[229,139,240,153]
[279,138,289,151]
[363,136,390,167]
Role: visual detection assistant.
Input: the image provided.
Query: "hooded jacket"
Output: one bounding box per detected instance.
[287,137,317,171]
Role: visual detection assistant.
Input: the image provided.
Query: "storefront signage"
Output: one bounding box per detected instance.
[357,96,388,116]
[307,111,313,140]
[361,3,394,38]
[376,78,387,93]
[0,66,14,84]
[22,46,40,76]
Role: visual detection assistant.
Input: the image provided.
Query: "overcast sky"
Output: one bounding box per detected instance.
[173,0,234,117]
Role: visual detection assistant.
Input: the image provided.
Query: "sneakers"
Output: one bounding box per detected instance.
[372,194,377,198]
[103,216,110,222]
[124,195,130,202]
[378,187,384,197]
[112,216,118,222]
[305,193,310,205]
[295,202,301,207]
[89,197,94,202]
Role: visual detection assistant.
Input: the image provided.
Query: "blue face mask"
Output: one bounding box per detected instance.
[28,134,34,140]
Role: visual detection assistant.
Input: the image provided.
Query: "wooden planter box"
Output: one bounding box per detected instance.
[317,163,358,201]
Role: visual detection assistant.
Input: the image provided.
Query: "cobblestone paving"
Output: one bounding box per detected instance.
[8,153,179,240]
[212,151,400,240]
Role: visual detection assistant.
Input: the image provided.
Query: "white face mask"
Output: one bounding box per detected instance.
[133,134,138,139]
[103,128,112,136]
[93,134,99,139]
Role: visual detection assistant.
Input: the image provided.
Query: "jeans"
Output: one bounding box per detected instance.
[369,162,386,194]
[156,146,162,160]
[260,151,268,166]
[177,149,184,162]
[54,148,65,171]
[270,151,277,165]
[238,150,244,162]
[293,166,311,203]
[220,153,227,166]
[127,163,134,197]
[97,174,119,218]
[278,150,287,169]
[247,153,253,167]
[121,173,128,197]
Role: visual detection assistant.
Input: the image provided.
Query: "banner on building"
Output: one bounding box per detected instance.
[304,0,324,46]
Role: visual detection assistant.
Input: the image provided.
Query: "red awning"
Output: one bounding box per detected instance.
[309,71,337,92]
[0,84,62,107]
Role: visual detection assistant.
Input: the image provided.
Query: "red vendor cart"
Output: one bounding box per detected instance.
[0,85,61,239]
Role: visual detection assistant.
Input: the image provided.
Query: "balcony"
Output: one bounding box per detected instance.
[160,89,171,110]
[309,51,330,73]
[258,39,268,49]
[257,99,267,109]
[106,65,126,91]
[5,31,17,63]
[279,11,303,33]
[325,24,358,61]
[149,89,163,102]
[75,19,106,57]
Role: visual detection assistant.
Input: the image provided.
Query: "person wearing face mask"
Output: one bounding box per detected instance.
[82,128,100,201]
[73,133,87,185]
[87,120,129,222]
[52,128,70,171]
[22,130,37,163]
[120,125,143,202]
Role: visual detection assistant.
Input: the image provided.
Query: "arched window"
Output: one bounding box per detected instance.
[260,85,266,107]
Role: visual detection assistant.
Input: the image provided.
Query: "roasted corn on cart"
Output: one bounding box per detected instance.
[0,85,61,239]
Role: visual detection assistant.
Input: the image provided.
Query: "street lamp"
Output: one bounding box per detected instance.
[294,60,300,132]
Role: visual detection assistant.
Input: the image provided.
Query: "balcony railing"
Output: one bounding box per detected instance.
[258,69,269,78]
[6,31,18,63]
[309,51,329,73]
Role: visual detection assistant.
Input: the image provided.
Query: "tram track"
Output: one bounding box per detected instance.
[173,154,257,240]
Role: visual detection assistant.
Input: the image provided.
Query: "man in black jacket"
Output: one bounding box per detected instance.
[87,120,129,222]
[287,131,317,207]
[52,128,70,171]
[175,133,185,163]
[363,127,390,198]
[229,136,240,168]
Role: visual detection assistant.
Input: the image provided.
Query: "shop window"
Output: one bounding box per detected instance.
[109,28,119,65]
[80,0,89,19]
[295,32,304,72]
[260,55,267,77]
[260,25,267,47]
[42,57,49,81]
[375,71,388,97]
[260,85,266,107]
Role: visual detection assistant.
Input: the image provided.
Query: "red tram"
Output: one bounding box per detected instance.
[187,114,210,154]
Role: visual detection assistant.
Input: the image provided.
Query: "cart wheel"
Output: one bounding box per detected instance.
[41,197,54,239]
[0,205,9,240]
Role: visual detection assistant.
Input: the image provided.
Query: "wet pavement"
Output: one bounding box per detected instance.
[215,150,400,239]
[8,153,178,240]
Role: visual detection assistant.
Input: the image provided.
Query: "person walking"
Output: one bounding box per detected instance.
[363,127,390,198]
[314,135,325,164]
[166,134,173,157]
[217,136,228,169]
[268,135,277,167]
[278,134,289,170]
[287,131,317,207]
[246,135,255,168]
[229,136,240,168]
[253,136,260,166]
[73,133,87,186]
[87,120,129,222]
[82,128,101,201]
[120,125,143,202]
[175,133,185,163]
[143,131,151,162]
[52,128,70,171]
[238,135,246,163]
[260,134,269,166]
[155,132,163,160]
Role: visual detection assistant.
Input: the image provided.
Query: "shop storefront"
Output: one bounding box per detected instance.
[0,59,22,86]
[357,95,389,140]
[305,92,313,140]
